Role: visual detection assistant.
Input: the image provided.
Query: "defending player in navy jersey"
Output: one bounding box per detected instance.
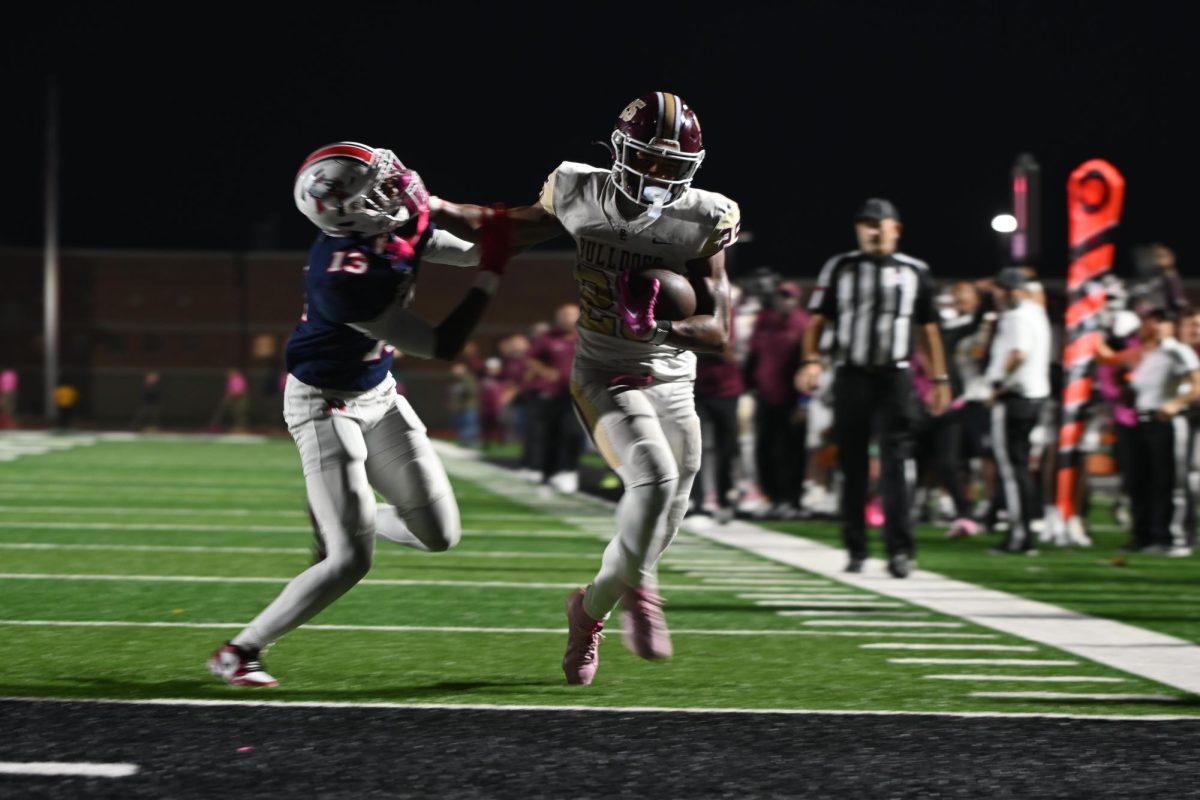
[208,142,512,687]
[432,93,739,685]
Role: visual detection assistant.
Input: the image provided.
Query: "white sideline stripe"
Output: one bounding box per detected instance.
[862,643,1037,652]
[0,542,593,560]
[756,600,904,608]
[0,761,139,778]
[970,692,1184,703]
[0,619,995,639]
[777,610,931,618]
[924,675,1125,683]
[682,516,1200,694]
[8,695,1200,723]
[890,658,1080,666]
[805,620,963,628]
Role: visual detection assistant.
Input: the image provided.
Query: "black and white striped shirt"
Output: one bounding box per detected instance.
[809,250,937,368]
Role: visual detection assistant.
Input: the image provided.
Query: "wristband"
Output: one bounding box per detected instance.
[473,271,500,296]
[802,358,821,366]
[649,319,673,345]
[932,375,950,385]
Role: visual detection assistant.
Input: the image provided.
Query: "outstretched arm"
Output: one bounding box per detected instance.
[431,198,566,253]
[350,207,513,362]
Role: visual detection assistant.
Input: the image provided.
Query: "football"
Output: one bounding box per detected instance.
[631,268,697,321]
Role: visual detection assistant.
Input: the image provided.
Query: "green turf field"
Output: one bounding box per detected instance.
[0,433,1197,716]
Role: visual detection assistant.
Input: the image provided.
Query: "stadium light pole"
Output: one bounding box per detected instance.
[43,77,60,423]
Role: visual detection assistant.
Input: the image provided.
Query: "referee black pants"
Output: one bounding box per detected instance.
[1129,416,1192,549]
[990,395,1043,551]
[833,366,918,561]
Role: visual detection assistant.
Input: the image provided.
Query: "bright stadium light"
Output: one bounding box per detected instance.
[991,213,1018,233]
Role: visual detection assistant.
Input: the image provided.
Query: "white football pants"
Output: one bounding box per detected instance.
[232,373,459,651]
[570,368,702,620]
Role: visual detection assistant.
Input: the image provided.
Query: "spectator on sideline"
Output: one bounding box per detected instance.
[983,267,1052,555]
[209,368,250,433]
[1097,307,1200,555]
[527,303,583,492]
[130,371,163,431]
[745,280,809,519]
[0,368,18,429]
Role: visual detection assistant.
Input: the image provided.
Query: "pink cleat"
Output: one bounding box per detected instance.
[562,588,604,685]
[946,517,980,538]
[207,642,278,688]
[865,498,885,528]
[620,587,673,660]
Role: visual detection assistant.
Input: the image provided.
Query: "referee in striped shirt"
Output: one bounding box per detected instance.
[799,198,951,578]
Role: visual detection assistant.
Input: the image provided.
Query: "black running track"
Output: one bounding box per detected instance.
[3,699,1199,798]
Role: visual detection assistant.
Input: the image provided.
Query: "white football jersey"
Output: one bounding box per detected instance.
[539,162,740,381]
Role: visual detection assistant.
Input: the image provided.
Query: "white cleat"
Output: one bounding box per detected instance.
[207,642,279,688]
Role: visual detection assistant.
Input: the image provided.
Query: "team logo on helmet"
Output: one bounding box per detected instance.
[610,92,705,212]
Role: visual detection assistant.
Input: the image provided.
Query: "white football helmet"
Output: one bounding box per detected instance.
[293,142,428,236]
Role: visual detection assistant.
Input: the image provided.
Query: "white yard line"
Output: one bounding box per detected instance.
[924,675,1125,683]
[890,658,1080,666]
[700,578,832,586]
[754,600,905,608]
[0,761,139,778]
[0,522,603,540]
[862,643,1038,652]
[0,542,593,560]
[684,517,1200,695]
[5,695,1197,722]
[970,692,1183,703]
[777,610,931,617]
[0,572,815,595]
[805,620,963,628]
[0,619,994,639]
[738,593,873,600]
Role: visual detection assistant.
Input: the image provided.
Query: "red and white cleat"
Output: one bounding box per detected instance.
[620,587,673,661]
[562,588,604,685]
[207,642,279,688]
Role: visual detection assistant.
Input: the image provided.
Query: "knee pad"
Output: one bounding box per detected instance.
[624,438,679,490]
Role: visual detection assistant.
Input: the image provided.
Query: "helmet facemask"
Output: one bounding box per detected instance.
[610,129,704,214]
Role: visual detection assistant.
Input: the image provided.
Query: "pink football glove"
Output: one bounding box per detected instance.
[616,270,660,338]
[396,168,431,217]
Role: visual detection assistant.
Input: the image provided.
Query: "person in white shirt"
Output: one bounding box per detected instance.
[983,267,1052,554]
[1097,308,1200,556]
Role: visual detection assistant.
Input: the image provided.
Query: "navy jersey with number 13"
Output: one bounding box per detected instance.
[285,227,434,391]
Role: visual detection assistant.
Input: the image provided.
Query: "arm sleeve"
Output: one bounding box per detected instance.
[423,228,480,267]
[348,303,437,360]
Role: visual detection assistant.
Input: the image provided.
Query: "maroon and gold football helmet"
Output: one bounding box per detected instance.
[610,92,705,209]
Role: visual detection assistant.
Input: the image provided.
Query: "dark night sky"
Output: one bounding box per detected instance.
[4,2,1193,281]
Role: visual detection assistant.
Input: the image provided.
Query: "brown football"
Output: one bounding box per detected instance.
[629,268,697,321]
